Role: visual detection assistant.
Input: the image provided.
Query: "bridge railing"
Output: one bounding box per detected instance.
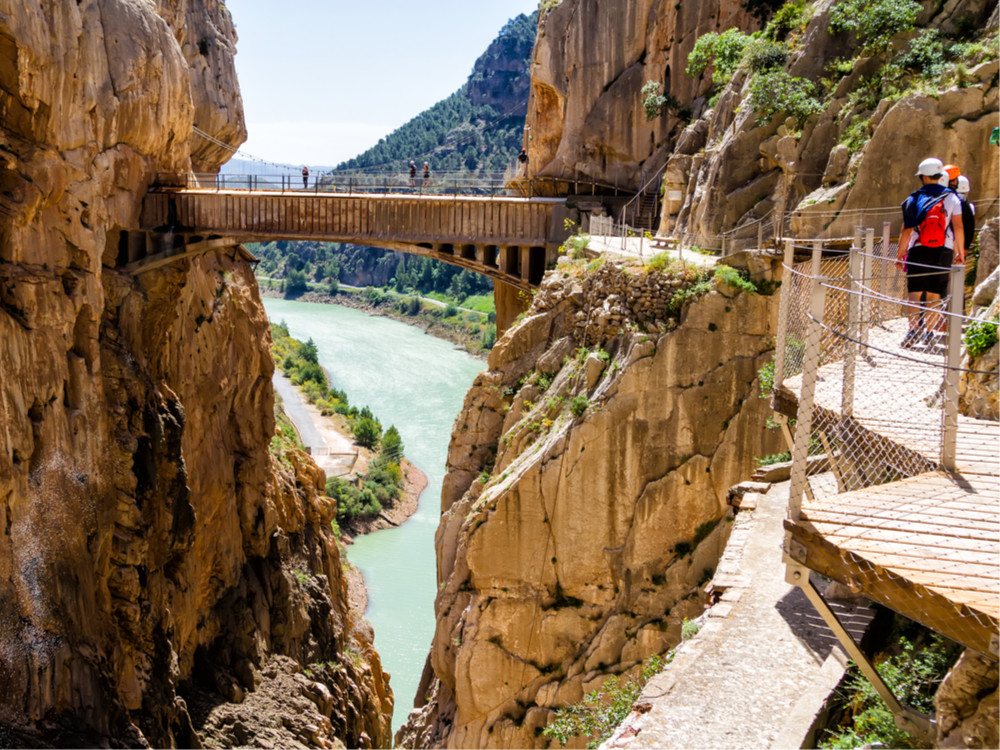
[153,171,648,201]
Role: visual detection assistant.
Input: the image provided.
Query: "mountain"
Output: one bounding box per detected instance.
[335,12,537,175]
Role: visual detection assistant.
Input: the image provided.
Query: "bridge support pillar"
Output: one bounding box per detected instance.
[494,279,530,339]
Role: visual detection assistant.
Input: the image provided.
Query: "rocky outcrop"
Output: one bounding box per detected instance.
[0,1,390,746]
[397,252,783,748]
[936,649,1000,748]
[527,0,754,189]
[525,0,999,244]
[960,218,999,420]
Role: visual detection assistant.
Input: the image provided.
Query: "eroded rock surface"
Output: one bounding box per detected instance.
[0,1,390,746]
[397,254,783,748]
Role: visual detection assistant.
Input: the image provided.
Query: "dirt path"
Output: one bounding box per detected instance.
[604,479,875,750]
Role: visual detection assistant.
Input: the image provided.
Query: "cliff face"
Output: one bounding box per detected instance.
[525,0,999,242]
[0,1,390,747]
[526,0,754,188]
[397,253,783,748]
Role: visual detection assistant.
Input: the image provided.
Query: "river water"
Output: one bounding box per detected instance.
[262,298,484,732]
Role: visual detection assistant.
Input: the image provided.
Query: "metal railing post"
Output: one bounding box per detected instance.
[773,239,796,394]
[942,264,964,471]
[758,219,764,250]
[843,228,863,418]
[863,227,874,347]
[789,268,829,521]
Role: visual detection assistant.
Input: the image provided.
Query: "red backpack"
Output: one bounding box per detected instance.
[918,199,948,247]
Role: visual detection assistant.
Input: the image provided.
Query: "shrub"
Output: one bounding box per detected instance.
[569,394,589,417]
[714,265,757,294]
[766,0,811,40]
[747,38,789,72]
[828,0,921,54]
[748,69,823,128]
[819,635,961,748]
[687,28,753,85]
[542,655,666,748]
[681,618,700,640]
[897,29,947,76]
[964,317,998,359]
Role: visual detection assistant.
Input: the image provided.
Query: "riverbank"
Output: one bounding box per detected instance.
[272,370,430,537]
[260,286,490,359]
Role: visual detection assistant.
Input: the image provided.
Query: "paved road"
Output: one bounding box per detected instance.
[272,371,324,449]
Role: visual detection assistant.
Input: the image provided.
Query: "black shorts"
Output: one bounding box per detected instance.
[906,245,952,296]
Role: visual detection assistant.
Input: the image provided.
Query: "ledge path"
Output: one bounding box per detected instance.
[604,480,875,750]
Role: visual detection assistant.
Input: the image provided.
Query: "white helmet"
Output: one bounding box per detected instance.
[916,157,944,177]
[957,175,970,196]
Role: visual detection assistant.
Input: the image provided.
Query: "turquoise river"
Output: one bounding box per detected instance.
[262,298,485,732]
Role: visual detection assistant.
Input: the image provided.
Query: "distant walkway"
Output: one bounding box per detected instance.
[272,372,357,478]
[586,235,718,268]
[604,480,873,750]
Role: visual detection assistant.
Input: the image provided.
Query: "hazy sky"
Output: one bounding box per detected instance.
[225,1,539,167]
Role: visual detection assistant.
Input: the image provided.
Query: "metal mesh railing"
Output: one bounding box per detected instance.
[774,231,998,516]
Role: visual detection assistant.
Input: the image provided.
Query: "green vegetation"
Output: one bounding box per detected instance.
[819,633,962,748]
[569,394,589,417]
[269,322,409,529]
[755,451,791,466]
[963,317,999,359]
[686,28,753,83]
[681,618,700,640]
[828,0,920,54]
[543,655,667,748]
[748,69,823,128]
[640,80,688,121]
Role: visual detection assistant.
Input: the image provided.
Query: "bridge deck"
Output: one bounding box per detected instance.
[140,188,570,288]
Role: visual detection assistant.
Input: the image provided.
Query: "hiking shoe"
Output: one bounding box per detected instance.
[901,330,919,349]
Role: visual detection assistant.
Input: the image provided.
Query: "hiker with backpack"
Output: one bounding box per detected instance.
[894,157,965,348]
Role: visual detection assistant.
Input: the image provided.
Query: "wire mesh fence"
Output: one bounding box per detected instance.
[774,232,999,516]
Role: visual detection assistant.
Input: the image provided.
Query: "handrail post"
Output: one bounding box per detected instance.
[789,268,829,521]
[942,264,964,471]
[773,239,796,394]
[863,227,874,346]
[843,228,863,418]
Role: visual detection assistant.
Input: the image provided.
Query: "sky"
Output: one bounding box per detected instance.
[225,0,539,168]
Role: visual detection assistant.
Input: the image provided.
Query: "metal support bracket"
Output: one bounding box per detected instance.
[785,562,937,746]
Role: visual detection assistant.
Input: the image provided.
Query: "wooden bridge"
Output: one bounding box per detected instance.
[129,177,577,291]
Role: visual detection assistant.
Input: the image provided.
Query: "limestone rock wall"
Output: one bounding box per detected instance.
[0,1,390,746]
[526,0,999,243]
[397,254,783,748]
[527,0,753,190]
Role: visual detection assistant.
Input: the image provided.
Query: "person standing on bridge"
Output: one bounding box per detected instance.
[517,148,528,176]
[409,160,417,187]
[301,165,309,190]
[423,161,430,186]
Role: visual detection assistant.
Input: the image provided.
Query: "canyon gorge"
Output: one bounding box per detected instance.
[2,0,999,748]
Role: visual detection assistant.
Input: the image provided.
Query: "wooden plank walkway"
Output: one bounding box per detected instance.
[780,316,1000,657]
[785,470,999,656]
